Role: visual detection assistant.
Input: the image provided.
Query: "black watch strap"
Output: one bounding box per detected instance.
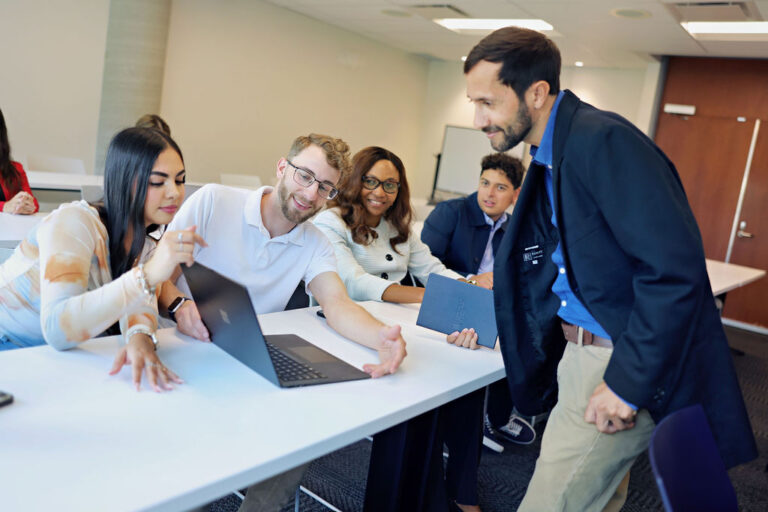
[168,296,190,321]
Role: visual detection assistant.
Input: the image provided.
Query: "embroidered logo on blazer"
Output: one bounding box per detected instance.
[523,245,545,265]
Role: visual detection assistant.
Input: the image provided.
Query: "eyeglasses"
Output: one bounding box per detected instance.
[362,176,400,194]
[286,160,339,199]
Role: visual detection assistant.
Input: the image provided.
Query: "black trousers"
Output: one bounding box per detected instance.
[364,388,485,512]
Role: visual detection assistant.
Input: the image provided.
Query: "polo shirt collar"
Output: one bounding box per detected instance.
[244,186,306,246]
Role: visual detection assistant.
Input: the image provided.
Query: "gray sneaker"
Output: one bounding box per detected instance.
[496,414,536,445]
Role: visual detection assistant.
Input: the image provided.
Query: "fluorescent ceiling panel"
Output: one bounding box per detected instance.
[434,18,553,35]
[682,21,768,40]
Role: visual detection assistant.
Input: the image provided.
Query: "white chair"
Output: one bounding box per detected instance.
[27,155,86,174]
[183,183,202,203]
[80,185,104,203]
[220,173,262,190]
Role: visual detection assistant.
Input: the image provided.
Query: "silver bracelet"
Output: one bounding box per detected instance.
[136,263,156,303]
[124,324,158,351]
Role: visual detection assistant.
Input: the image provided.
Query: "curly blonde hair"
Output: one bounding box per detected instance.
[287,134,351,180]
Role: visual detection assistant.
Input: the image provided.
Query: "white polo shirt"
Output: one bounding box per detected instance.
[167,184,337,314]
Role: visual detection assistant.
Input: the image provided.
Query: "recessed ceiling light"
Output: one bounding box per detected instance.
[574,61,584,67]
[461,56,467,62]
[381,9,411,18]
[611,8,651,19]
[434,18,553,35]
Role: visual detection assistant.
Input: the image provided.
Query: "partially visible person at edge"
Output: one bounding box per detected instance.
[0,127,201,394]
[421,152,540,448]
[463,26,756,512]
[158,134,407,512]
[314,145,485,512]
[0,108,39,215]
[136,113,171,136]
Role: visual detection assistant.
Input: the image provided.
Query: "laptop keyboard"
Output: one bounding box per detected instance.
[265,341,327,382]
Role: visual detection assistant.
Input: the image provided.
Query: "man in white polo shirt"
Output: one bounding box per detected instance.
[160,133,407,511]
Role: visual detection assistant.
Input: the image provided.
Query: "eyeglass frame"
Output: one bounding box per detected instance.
[285,160,339,199]
[361,175,401,194]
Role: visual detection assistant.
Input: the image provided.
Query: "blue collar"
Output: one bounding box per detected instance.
[529,90,565,168]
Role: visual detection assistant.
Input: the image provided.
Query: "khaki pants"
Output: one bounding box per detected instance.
[518,342,655,512]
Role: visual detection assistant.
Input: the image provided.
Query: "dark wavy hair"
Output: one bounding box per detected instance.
[96,127,183,280]
[0,108,21,195]
[328,146,412,253]
[464,26,561,99]
[481,153,524,189]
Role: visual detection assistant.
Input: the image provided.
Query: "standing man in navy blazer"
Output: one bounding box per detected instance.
[464,27,756,512]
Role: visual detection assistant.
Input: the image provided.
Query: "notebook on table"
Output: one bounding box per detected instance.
[416,273,498,348]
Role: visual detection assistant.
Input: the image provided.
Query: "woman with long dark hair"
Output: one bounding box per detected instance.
[0,108,38,214]
[314,146,462,304]
[0,127,204,392]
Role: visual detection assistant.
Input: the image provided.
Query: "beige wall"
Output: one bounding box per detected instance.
[159,0,429,189]
[417,59,661,197]
[0,0,108,175]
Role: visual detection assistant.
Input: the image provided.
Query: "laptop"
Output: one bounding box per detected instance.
[181,263,369,387]
[416,273,498,348]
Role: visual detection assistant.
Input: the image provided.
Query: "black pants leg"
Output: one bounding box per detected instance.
[364,408,447,512]
[442,388,485,506]
[486,379,513,428]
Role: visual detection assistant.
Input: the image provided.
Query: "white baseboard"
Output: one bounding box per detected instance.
[722,318,768,336]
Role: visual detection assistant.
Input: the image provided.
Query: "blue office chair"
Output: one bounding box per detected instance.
[649,404,737,512]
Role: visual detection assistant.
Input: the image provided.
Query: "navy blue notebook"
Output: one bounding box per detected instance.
[416,273,498,348]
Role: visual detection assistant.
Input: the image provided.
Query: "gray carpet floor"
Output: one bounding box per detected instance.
[209,325,768,511]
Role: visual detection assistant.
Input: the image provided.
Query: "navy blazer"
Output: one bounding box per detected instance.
[493,90,756,468]
[421,192,506,276]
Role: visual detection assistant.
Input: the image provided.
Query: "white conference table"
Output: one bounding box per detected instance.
[706,258,766,297]
[0,211,46,242]
[26,171,206,193]
[0,301,505,512]
[26,170,103,191]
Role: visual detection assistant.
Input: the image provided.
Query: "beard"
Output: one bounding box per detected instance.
[277,178,321,224]
[485,101,532,152]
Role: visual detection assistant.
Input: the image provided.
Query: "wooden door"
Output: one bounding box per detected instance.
[722,127,768,327]
[655,114,755,260]
[655,57,768,328]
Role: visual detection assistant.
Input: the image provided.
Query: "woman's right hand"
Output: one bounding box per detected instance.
[109,334,184,392]
[143,226,207,286]
[2,191,36,215]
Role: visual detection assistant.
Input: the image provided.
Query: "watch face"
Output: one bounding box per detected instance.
[169,297,187,313]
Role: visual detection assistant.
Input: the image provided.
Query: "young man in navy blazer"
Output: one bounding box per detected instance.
[422,153,522,288]
[422,153,540,446]
[464,27,756,511]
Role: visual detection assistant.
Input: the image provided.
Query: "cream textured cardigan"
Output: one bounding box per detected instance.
[314,207,462,301]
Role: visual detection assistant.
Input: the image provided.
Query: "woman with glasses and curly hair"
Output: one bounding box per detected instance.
[314,145,466,304]
[314,145,485,512]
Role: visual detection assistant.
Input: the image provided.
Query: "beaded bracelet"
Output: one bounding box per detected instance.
[135,263,156,303]
[125,324,158,351]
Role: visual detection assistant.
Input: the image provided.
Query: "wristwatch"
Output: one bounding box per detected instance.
[168,296,190,322]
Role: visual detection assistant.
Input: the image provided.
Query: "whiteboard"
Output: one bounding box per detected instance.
[434,125,525,196]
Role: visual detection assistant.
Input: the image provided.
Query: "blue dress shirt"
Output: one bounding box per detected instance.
[530,91,636,410]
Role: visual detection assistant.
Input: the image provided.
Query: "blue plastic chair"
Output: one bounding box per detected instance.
[648,404,738,512]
